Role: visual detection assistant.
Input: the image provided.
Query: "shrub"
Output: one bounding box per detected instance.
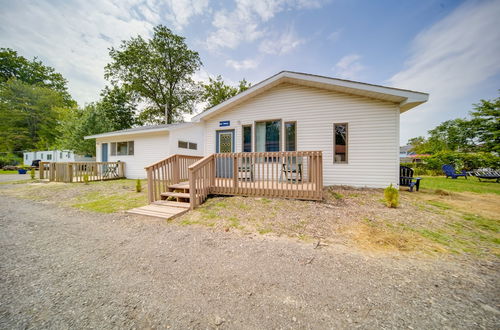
[30,168,35,179]
[384,184,399,208]
[136,179,142,193]
[83,174,89,185]
[0,153,22,168]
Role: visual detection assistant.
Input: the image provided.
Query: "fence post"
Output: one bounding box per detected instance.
[173,155,180,184]
[147,167,154,203]
[39,162,45,179]
[68,163,73,183]
[233,154,238,190]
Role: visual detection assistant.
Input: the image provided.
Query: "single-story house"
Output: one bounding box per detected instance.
[85,71,428,188]
[23,150,95,166]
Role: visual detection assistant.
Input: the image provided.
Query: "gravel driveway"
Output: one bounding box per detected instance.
[0,174,31,182]
[0,195,498,329]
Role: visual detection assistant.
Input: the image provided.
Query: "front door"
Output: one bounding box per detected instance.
[101,143,108,162]
[216,130,234,178]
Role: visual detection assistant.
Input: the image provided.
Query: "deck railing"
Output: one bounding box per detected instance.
[39,161,125,183]
[188,151,323,209]
[145,154,203,203]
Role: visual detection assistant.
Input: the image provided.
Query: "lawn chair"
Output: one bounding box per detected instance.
[281,155,303,182]
[473,169,500,182]
[102,163,119,179]
[400,166,421,192]
[442,164,467,179]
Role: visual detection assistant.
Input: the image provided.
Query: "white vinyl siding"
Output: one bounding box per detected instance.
[202,83,399,188]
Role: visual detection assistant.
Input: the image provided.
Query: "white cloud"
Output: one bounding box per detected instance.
[163,0,210,29]
[388,0,500,143]
[0,0,211,106]
[259,29,304,55]
[327,29,341,42]
[333,54,364,79]
[225,58,259,70]
[206,0,327,50]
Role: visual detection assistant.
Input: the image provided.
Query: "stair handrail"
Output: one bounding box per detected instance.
[188,154,215,209]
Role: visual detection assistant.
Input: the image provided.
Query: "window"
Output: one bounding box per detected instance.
[47,154,52,160]
[178,140,197,150]
[25,154,28,160]
[110,141,134,156]
[255,120,281,152]
[284,122,296,151]
[242,125,252,152]
[60,152,63,158]
[334,123,348,163]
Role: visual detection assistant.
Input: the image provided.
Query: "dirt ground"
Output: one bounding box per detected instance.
[0,195,499,329]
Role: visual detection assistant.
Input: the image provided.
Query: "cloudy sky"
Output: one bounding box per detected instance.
[1,0,499,144]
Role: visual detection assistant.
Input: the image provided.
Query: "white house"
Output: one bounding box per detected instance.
[85,71,428,188]
[23,150,95,166]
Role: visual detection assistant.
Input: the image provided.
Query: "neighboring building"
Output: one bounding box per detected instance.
[23,150,95,166]
[400,145,430,163]
[85,71,428,187]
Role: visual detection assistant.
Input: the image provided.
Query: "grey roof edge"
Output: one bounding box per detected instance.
[84,122,196,140]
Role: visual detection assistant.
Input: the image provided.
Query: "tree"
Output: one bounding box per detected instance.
[407,94,499,154]
[0,48,74,105]
[57,103,115,156]
[0,79,68,154]
[105,25,202,124]
[469,95,500,153]
[202,75,251,109]
[99,85,138,129]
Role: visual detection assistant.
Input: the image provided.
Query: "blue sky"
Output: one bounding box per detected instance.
[1,0,499,144]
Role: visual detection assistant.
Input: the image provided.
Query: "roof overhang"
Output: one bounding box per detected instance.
[192,71,429,121]
[84,122,197,140]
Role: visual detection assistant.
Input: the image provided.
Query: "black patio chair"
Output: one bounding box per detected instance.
[400,166,421,192]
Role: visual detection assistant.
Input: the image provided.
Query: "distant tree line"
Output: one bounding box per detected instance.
[0,25,251,160]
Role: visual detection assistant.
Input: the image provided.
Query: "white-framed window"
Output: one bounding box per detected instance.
[25,154,28,160]
[178,140,197,150]
[60,152,63,158]
[110,141,134,156]
[47,154,52,160]
[255,120,281,152]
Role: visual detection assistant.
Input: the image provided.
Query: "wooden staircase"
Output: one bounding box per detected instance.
[127,181,192,219]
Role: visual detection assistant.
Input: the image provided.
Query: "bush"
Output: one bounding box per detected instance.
[384,184,399,208]
[30,168,35,179]
[83,174,89,185]
[0,153,22,168]
[136,179,142,193]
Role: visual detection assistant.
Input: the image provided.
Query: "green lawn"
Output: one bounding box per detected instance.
[421,176,500,195]
[0,170,20,174]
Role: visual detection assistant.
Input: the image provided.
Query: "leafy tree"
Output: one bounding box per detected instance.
[57,103,115,156]
[202,75,251,109]
[469,95,500,153]
[408,94,499,154]
[0,79,68,153]
[99,85,138,129]
[0,48,74,105]
[105,25,202,124]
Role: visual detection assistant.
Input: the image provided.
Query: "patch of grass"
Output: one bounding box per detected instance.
[421,176,500,195]
[0,170,19,174]
[260,198,272,204]
[258,227,272,234]
[72,191,147,213]
[331,191,344,199]
[427,200,452,210]
[418,229,452,246]
[462,214,499,232]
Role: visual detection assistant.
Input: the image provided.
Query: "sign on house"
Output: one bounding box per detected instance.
[219,121,230,127]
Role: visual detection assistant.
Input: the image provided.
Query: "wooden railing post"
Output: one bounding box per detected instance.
[39,162,45,179]
[173,155,180,184]
[189,167,196,210]
[233,153,238,190]
[147,167,154,203]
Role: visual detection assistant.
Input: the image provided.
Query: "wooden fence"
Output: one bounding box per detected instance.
[39,162,125,183]
[145,154,203,203]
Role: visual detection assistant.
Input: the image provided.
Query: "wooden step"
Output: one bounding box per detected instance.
[127,204,188,220]
[168,182,190,190]
[161,192,190,199]
[152,200,190,208]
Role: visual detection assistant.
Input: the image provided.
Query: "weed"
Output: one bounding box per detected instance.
[83,174,89,185]
[383,184,399,208]
[331,191,344,199]
[427,200,452,210]
[258,227,272,234]
[30,168,35,180]
[135,179,142,193]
